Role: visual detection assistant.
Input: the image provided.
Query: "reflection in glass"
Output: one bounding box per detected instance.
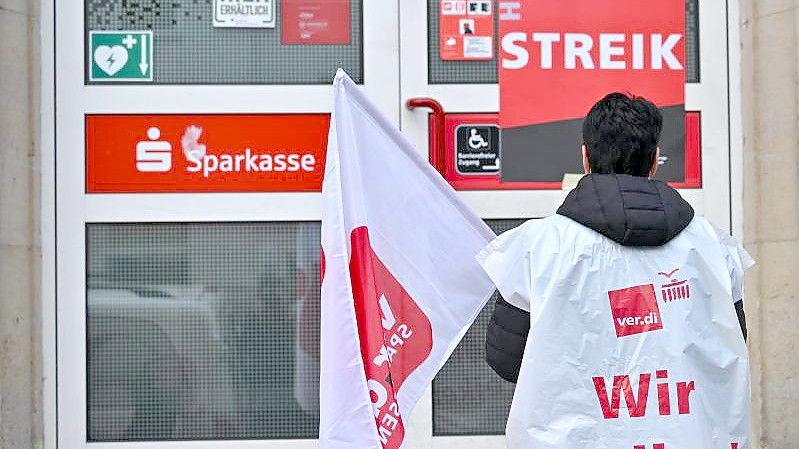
[86,222,321,441]
[433,219,524,436]
[87,219,524,441]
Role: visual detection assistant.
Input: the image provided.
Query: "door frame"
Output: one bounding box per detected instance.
[40,1,744,449]
[43,1,400,448]
[399,1,744,448]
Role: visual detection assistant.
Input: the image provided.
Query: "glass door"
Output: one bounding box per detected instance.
[47,1,737,448]
[399,1,735,448]
[52,2,399,449]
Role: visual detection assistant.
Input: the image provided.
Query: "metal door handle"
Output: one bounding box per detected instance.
[406,97,446,174]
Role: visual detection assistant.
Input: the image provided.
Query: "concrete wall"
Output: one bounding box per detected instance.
[0,0,42,448]
[740,0,799,448]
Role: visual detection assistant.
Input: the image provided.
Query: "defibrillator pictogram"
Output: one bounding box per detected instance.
[89,31,153,82]
[658,268,691,303]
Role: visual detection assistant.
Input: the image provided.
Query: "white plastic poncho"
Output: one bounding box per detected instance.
[477,215,753,449]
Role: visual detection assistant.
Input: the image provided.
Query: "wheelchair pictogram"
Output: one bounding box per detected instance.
[468,128,490,149]
[456,124,500,175]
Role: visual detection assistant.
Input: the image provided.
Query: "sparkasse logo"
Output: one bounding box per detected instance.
[134,125,318,177]
[608,284,663,337]
[136,127,172,173]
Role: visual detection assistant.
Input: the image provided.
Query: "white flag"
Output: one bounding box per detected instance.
[319,70,496,449]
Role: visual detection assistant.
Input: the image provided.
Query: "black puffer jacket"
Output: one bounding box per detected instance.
[485,174,748,383]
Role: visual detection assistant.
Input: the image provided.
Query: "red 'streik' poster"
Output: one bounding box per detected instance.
[498,0,685,183]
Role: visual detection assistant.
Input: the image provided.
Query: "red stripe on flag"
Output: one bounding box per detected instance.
[349,227,433,448]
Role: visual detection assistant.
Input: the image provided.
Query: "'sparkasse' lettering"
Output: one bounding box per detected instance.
[187,149,316,177]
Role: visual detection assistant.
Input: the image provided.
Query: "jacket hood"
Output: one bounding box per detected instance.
[556,174,694,247]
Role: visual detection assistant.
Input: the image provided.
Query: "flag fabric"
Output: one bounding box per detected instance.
[319,70,497,449]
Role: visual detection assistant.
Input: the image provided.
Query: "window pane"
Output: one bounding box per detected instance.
[428,0,700,84]
[427,0,498,84]
[87,219,535,440]
[86,0,363,84]
[432,218,526,436]
[86,222,321,441]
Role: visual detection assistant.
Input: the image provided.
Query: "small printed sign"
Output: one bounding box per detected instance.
[455,124,500,174]
[440,0,494,61]
[214,0,275,28]
[89,31,153,82]
[281,0,351,45]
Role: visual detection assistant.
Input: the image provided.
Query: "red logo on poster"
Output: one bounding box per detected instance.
[349,227,433,449]
[608,284,663,337]
[86,114,330,193]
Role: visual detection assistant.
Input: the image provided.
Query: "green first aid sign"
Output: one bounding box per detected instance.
[89,31,153,82]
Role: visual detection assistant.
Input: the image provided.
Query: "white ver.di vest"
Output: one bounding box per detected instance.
[478,214,753,449]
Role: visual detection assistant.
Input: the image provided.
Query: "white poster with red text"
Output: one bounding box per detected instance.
[319,70,496,449]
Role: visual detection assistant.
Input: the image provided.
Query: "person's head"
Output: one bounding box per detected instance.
[581,92,663,178]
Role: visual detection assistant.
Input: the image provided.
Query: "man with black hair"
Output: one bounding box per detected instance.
[477,93,752,448]
[582,92,663,177]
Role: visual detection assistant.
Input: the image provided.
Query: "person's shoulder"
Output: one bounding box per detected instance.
[687,215,754,267]
[510,215,587,250]
[494,215,604,253]
[488,216,559,250]
[680,215,734,244]
[511,215,574,238]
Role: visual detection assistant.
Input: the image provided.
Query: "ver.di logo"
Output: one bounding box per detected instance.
[607,284,663,338]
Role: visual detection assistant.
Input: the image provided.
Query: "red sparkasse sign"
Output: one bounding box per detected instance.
[86,114,330,193]
[498,0,686,183]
